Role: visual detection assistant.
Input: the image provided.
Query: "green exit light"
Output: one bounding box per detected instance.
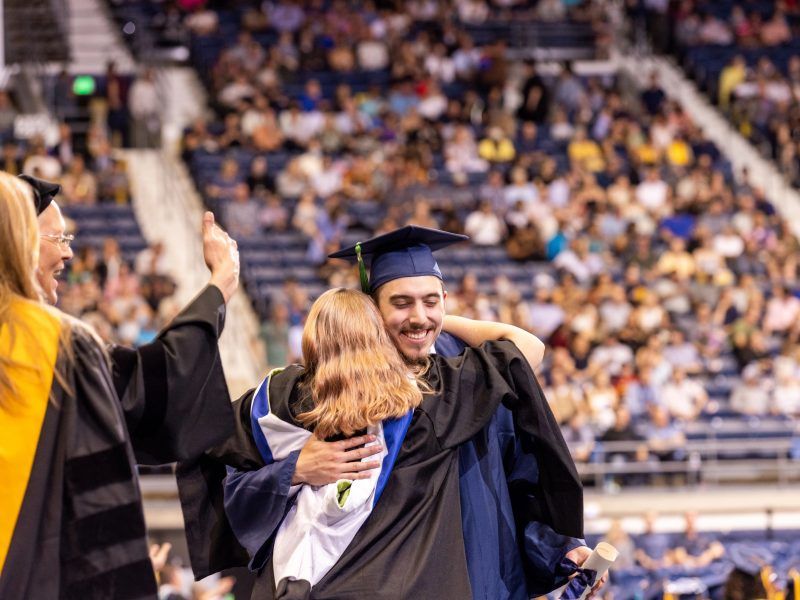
[72,75,96,96]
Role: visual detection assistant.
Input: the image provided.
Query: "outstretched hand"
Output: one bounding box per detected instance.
[293,434,384,486]
[203,211,240,303]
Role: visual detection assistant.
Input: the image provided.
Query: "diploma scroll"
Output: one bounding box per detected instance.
[556,542,619,600]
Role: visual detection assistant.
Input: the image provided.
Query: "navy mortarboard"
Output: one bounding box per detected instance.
[329,225,468,293]
[18,174,62,216]
[727,543,774,577]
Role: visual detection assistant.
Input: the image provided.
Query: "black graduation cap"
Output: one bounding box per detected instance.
[329,225,468,293]
[19,174,61,216]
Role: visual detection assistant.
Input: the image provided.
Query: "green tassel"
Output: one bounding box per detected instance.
[355,242,369,293]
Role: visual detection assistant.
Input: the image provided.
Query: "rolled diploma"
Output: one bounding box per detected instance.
[556,542,619,600]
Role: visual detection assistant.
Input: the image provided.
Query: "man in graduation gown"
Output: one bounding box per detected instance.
[0,176,238,598]
[180,226,601,598]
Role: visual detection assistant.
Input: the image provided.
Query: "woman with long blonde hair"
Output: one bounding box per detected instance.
[0,170,248,600]
[192,285,580,600]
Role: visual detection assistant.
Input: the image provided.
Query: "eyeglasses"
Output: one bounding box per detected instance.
[40,233,75,249]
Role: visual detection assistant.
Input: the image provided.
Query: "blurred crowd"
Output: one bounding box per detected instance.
[653,0,800,187]
[173,0,800,482]
[0,93,175,347]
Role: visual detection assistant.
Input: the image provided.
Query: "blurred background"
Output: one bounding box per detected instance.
[5,0,800,597]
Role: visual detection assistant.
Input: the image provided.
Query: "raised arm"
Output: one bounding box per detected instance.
[442,315,545,370]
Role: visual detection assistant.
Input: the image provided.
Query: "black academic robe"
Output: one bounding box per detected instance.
[0,286,234,599]
[179,340,583,599]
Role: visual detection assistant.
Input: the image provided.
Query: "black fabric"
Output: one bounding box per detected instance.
[64,502,148,555]
[0,322,157,600]
[181,341,582,599]
[176,387,266,579]
[64,559,158,600]
[116,285,235,465]
[247,342,526,599]
[275,577,312,600]
[64,443,133,494]
[493,348,583,540]
[19,173,61,215]
[133,340,168,437]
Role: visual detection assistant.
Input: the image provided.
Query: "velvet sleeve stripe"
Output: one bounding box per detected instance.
[64,444,134,495]
[63,502,147,555]
[133,339,168,437]
[63,558,157,600]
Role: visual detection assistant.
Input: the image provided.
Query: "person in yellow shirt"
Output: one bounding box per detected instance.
[478,126,516,163]
[567,126,605,172]
[719,55,747,110]
[666,134,694,168]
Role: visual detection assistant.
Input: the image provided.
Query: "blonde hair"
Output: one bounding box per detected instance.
[0,173,79,403]
[297,288,423,438]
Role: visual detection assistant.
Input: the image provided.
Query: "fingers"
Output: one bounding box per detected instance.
[337,434,377,450]
[343,470,376,480]
[203,211,214,234]
[347,460,382,472]
[343,445,383,461]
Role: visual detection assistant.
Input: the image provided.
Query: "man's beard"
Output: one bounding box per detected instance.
[402,353,430,374]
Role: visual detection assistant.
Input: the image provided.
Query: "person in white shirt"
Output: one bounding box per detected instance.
[659,368,708,421]
[464,201,506,245]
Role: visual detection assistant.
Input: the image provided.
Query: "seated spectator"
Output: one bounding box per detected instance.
[23,137,61,180]
[544,365,584,424]
[259,194,289,232]
[260,302,291,369]
[464,200,506,245]
[635,168,671,218]
[635,511,672,570]
[729,363,771,415]
[760,7,791,46]
[478,126,516,164]
[526,286,565,341]
[656,237,696,282]
[660,368,708,421]
[719,55,747,110]
[553,238,605,285]
[599,285,633,335]
[276,158,309,199]
[560,410,595,463]
[763,285,800,337]
[584,369,620,433]
[445,124,488,174]
[644,405,687,464]
[663,329,703,374]
[601,520,636,569]
[589,335,634,377]
[223,183,260,238]
[60,155,98,205]
[599,406,650,486]
[772,360,800,415]
[669,511,725,569]
[567,126,605,172]
[99,159,131,204]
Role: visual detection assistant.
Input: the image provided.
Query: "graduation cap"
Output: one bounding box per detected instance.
[329,225,468,293]
[19,174,62,216]
[728,543,774,577]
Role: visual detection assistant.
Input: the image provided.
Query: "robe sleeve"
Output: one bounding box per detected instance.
[427,339,529,449]
[435,340,584,540]
[110,285,235,465]
[176,382,302,581]
[222,454,299,572]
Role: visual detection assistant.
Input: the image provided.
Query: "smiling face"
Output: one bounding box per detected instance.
[375,275,446,362]
[37,201,72,304]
